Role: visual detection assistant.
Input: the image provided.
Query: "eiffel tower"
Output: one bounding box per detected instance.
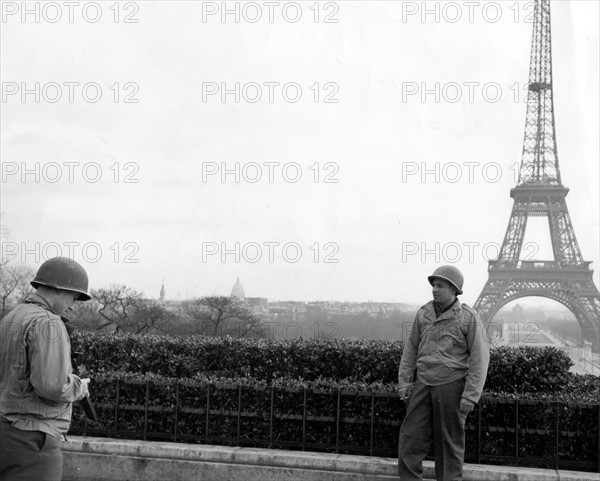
[474,0,600,352]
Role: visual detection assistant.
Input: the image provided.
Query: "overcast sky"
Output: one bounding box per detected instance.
[1,0,598,307]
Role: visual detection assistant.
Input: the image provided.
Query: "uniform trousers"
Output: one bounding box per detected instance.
[0,417,63,481]
[398,378,467,481]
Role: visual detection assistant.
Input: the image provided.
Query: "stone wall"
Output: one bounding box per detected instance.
[62,436,595,481]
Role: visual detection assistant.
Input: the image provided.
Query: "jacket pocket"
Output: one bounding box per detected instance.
[438,323,463,357]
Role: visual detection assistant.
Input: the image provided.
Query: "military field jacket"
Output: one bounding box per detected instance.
[0,293,87,438]
[398,299,490,403]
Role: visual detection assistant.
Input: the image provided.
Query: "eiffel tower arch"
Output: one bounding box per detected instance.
[474,0,600,352]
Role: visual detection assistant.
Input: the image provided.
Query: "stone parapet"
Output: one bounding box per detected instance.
[62,436,596,481]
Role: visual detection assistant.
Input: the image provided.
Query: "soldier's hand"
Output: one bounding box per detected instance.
[81,378,91,398]
[398,384,413,401]
[459,398,474,415]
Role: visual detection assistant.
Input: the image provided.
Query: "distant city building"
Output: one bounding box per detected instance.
[245,297,268,308]
[231,277,245,300]
[245,297,269,316]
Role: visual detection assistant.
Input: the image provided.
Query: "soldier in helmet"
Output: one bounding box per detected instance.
[397,266,490,481]
[0,257,91,481]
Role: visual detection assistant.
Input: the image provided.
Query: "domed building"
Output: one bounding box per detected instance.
[231,277,245,301]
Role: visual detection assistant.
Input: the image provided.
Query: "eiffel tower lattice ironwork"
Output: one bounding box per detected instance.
[473,0,600,352]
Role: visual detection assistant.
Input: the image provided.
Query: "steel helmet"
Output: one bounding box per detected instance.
[428,265,464,295]
[31,257,91,301]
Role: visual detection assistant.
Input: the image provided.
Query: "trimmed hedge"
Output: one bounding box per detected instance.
[486,345,574,394]
[74,332,401,384]
[73,331,596,400]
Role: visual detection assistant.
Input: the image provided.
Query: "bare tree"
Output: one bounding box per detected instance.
[130,298,171,334]
[0,263,35,317]
[0,216,36,316]
[1,212,12,270]
[185,296,263,338]
[0,263,19,317]
[83,285,172,334]
[92,284,143,332]
[14,268,35,301]
[68,299,103,331]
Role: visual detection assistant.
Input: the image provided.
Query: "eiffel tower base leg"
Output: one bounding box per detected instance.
[474,267,600,353]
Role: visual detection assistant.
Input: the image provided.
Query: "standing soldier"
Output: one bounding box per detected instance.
[398,266,490,481]
[0,257,91,481]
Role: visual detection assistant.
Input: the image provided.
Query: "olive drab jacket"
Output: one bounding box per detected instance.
[398,299,490,404]
[0,293,87,438]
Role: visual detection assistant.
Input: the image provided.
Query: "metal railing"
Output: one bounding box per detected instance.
[70,378,599,473]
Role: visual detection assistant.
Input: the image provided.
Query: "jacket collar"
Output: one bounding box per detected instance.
[425,298,462,322]
[25,292,74,332]
[25,292,56,313]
